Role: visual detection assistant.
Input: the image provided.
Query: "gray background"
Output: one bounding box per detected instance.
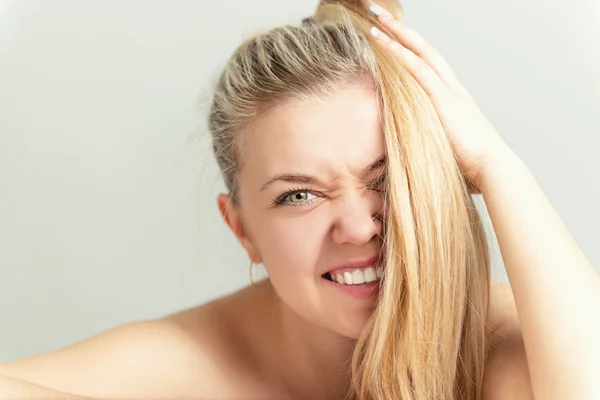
[1,0,598,362]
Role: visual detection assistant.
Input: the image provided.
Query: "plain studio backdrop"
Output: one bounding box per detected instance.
[1,0,599,362]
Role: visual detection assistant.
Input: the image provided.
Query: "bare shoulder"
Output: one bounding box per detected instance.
[483,280,534,399]
[0,288,262,399]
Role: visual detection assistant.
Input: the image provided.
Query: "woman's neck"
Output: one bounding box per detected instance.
[254,279,357,399]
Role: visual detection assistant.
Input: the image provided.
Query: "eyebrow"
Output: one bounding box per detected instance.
[259,154,387,191]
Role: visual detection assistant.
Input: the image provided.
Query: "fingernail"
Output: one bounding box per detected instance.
[369,26,390,42]
[369,2,393,20]
[368,3,383,17]
[370,26,381,38]
[370,26,390,43]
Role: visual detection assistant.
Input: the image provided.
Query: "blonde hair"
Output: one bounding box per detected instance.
[208,0,493,399]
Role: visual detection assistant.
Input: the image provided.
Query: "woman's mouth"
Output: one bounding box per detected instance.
[322,251,384,286]
[321,263,383,299]
[322,264,383,285]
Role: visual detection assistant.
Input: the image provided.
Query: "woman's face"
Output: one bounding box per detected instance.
[221,82,387,339]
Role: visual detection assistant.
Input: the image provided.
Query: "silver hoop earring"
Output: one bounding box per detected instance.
[249,260,258,288]
[249,260,267,289]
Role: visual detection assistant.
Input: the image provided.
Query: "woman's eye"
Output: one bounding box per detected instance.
[271,188,320,208]
[285,191,317,204]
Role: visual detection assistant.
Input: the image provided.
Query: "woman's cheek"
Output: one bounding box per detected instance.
[261,216,328,277]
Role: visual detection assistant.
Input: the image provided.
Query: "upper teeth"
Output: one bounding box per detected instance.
[330,266,383,285]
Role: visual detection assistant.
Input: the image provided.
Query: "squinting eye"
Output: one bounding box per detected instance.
[286,191,317,203]
[271,187,321,208]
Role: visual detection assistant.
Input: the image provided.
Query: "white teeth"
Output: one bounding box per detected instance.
[364,267,377,282]
[351,269,365,284]
[327,266,384,285]
[343,272,353,285]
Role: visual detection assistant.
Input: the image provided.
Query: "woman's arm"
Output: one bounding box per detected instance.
[479,149,600,400]
[365,4,599,397]
[0,320,214,399]
[0,374,98,400]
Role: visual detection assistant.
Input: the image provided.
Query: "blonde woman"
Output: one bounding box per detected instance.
[1,1,599,399]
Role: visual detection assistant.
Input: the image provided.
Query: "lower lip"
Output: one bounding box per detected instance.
[322,276,381,299]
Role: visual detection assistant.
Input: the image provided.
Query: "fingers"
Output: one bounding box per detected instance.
[368,3,470,97]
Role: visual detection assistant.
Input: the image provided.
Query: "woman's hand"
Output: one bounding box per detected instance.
[367,2,513,192]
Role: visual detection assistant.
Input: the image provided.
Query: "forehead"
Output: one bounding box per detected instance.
[241,83,385,181]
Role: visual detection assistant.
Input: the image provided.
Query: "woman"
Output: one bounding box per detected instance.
[1,1,598,399]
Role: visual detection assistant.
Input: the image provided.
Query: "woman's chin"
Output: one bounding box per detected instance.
[329,311,375,340]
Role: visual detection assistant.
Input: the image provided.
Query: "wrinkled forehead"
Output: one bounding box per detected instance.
[239,83,385,184]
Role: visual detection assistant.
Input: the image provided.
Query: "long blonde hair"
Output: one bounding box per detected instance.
[208,1,493,398]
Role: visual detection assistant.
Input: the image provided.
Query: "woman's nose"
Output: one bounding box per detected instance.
[331,191,383,245]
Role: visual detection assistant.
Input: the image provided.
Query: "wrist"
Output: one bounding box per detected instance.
[477,147,526,193]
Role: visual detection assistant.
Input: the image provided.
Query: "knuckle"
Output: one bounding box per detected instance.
[389,20,403,32]
[409,57,427,74]
[390,42,403,53]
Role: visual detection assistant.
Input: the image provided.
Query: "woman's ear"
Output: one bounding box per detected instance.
[217,194,262,264]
